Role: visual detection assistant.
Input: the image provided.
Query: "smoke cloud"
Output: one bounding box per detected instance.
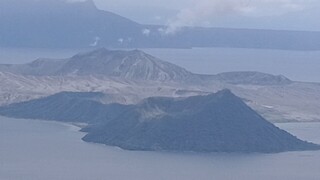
[165,0,312,34]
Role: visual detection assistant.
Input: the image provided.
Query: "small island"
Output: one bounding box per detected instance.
[1,90,318,153]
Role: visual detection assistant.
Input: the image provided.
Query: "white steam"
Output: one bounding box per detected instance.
[90,36,100,47]
[142,29,151,36]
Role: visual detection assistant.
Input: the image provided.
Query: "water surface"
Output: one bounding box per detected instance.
[1,116,320,180]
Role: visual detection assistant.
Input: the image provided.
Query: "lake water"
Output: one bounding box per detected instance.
[1,116,320,180]
[143,48,320,83]
[1,47,319,179]
[1,47,320,83]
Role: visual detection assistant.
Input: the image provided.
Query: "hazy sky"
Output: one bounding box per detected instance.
[8,0,320,31]
[91,0,320,31]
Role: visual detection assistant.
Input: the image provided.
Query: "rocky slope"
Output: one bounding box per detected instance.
[0,91,129,123]
[214,71,292,85]
[0,49,194,82]
[82,90,319,153]
[1,90,318,153]
[0,49,320,123]
[0,48,291,85]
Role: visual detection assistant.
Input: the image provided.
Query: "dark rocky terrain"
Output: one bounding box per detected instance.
[1,90,318,153]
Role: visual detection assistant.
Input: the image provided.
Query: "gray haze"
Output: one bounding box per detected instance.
[3,0,319,31]
[92,0,320,31]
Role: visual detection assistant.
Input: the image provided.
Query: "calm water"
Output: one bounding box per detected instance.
[0,116,320,180]
[143,48,320,83]
[0,47,320,82]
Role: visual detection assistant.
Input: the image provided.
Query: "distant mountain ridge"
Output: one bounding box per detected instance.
[0,48,291,85]
[0,0,143,48]
[1,0,320,50]
[0,91,129,123]
[214,71,292,85]
[0,48,193,82]
[56,49,193,81]
[2,49,319,123]
[0,90,318,153]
